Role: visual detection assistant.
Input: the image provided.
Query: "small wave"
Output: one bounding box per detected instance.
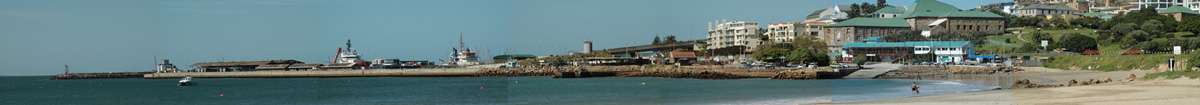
[714,96,831,105]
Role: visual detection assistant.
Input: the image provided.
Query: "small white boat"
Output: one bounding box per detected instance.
[178,76,193,86]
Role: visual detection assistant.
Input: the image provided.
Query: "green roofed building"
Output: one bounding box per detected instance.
[1158,6,1199,22]
[841,41,974,64]
[825,18,911,50]
[904,0,1006,36]
[872,6,907,18]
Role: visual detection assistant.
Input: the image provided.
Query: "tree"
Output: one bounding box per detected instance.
[1072,17,1103,29]
[1141,20,1164,35]
[1190,52,1200,69]
[1053,33,1098,53]
[1173,32,1196,38]
[751,36,831,66]
[1111,23,1138,36]
[752,43,793,63]
[664,35,677,44]
[1177,16,1200,34]
[652,36,662,45]
[847,2,882,18]
[849,4,862,18]
[877,0,887,7]
[1124,30,1152,46]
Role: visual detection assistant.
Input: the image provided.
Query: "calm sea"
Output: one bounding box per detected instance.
[0,76,990,105]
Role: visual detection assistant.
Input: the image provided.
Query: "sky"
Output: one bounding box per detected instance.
[0,0,1008,75]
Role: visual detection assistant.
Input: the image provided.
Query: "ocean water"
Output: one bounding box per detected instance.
[0,76,990,105]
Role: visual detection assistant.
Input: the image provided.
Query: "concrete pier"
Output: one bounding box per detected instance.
[144,68,480,79]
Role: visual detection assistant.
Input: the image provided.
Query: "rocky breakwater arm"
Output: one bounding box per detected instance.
[877,65,1022,79]
[478,67,560,76]
[617,66,776,79]
[771,68,843,80]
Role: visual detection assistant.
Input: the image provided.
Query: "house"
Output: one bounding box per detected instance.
[872,6,908,18]
[668,50,698,65]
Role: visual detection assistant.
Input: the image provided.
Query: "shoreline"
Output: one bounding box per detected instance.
[838,67,1195,105]
[141,65,853,79]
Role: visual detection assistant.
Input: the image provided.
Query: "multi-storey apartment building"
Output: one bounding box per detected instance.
[1134,0,1200,11]
[706,20,763,52]
[764,21,803,44]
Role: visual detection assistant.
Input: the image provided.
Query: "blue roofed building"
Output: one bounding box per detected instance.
[841,41,974,64]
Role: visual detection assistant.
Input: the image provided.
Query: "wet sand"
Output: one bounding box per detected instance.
[843,68,1200,105]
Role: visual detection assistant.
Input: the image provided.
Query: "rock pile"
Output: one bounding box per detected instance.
[771,70,819,80]
[1012,78,1116,89]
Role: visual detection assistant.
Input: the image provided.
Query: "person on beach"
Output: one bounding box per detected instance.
[1128,74,1137,82]
[911,82,920,94]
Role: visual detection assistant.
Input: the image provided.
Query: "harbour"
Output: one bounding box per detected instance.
[9,0,1200,104]
[0,76,992,105]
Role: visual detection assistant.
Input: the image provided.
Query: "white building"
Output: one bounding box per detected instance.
[803,5,849,50]
[1134,0,1200,11]
[1017,4,1079,17]
[706,20,762,52]
[764,21,802,43]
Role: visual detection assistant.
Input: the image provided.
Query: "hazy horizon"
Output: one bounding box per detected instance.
[0,0,1007,76]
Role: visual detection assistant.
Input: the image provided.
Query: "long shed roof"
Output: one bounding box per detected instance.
[843,41,971,48]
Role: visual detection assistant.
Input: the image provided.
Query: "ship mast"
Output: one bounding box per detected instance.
[459,32,465,50]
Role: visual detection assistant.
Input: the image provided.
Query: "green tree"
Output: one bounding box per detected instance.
[652,36,661,45]
[1141,20,1165,35]
[1111,23,1138,36]
[753,36,831,66]
[1173,32,1196,38]
[1190,52,1200,69]
[1124,30,1152,47]
[1072,17,1103,29]
[752,44,792,63]
[664,35,677,44]
[1177,16,1200,34]
[1054,33,1099,52]
[877,0,887,7]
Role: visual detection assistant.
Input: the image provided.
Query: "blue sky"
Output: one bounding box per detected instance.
[0,0,1007,75]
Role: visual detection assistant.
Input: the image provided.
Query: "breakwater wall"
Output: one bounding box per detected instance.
[144,68,479,79]
[54,72,153,80]
[483,66,850,79]
[145,66,857,79]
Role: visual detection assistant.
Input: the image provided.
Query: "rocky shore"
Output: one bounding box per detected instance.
[479,65,851,79]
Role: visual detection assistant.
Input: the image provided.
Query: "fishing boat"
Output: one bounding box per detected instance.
[178,76,193,86]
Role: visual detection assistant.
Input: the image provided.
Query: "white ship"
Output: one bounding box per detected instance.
[446,33,480,66]
[329,39,369,69]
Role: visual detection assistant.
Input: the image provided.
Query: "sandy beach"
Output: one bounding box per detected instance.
[843,68,1200,105]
